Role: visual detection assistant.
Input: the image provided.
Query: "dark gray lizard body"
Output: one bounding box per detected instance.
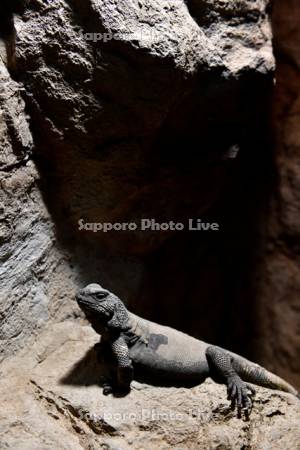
[76,284,299,417]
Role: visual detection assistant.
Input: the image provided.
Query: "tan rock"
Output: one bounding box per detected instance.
[0,321,299,450]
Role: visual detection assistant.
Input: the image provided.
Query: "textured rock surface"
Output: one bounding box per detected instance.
[0,320,299,450]
[15,0,273,255]
[2,0,300,447]
[0,58,80,360]
[1,0,276,362]
[7,0,275,349]
[0,60,49,357]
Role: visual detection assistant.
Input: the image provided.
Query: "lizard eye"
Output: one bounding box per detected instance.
[96,292,107,299]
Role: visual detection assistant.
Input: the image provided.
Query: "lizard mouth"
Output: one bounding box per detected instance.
[76,295,111,318]
[76,295,96,310]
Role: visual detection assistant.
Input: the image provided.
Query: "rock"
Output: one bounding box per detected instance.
[15,0,273,253]
[0,320,299,450]
[0,57,82,360]
[1,0,300,446]
[1,0,276,357]
[0,59,50,358]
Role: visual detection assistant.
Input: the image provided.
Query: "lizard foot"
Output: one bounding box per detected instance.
[113,386,131,398]
[227,378,256,419]
[102,383,114,396]
[102,382,131,397]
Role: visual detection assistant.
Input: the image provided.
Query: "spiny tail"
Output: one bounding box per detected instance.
[229,352,299,397]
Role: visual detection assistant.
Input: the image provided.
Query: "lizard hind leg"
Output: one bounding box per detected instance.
[206,346,256,418]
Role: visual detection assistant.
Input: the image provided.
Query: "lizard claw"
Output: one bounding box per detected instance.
[102,383,113,396]
[227,378,255,419]
[102,382,131,397]
[246,384,256,397]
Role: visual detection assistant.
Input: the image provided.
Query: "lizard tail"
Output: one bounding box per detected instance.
[230,353,298,397]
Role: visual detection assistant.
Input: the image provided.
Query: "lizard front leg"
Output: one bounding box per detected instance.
[206,346,256,418]
[106,334,133,396]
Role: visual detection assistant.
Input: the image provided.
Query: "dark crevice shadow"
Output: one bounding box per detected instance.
[60,346,108,387]
[30,71,274,361]
[19,0,275,367]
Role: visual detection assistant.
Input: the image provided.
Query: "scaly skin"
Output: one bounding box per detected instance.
[76,284,299,418]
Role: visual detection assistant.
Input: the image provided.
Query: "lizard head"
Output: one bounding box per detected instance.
[76,283,113,320]
[76,283,129,331]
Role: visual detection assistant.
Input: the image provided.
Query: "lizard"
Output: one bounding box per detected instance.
[76,283,300,418]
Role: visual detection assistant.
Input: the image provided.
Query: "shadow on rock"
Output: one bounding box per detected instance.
[59,345,109,387]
